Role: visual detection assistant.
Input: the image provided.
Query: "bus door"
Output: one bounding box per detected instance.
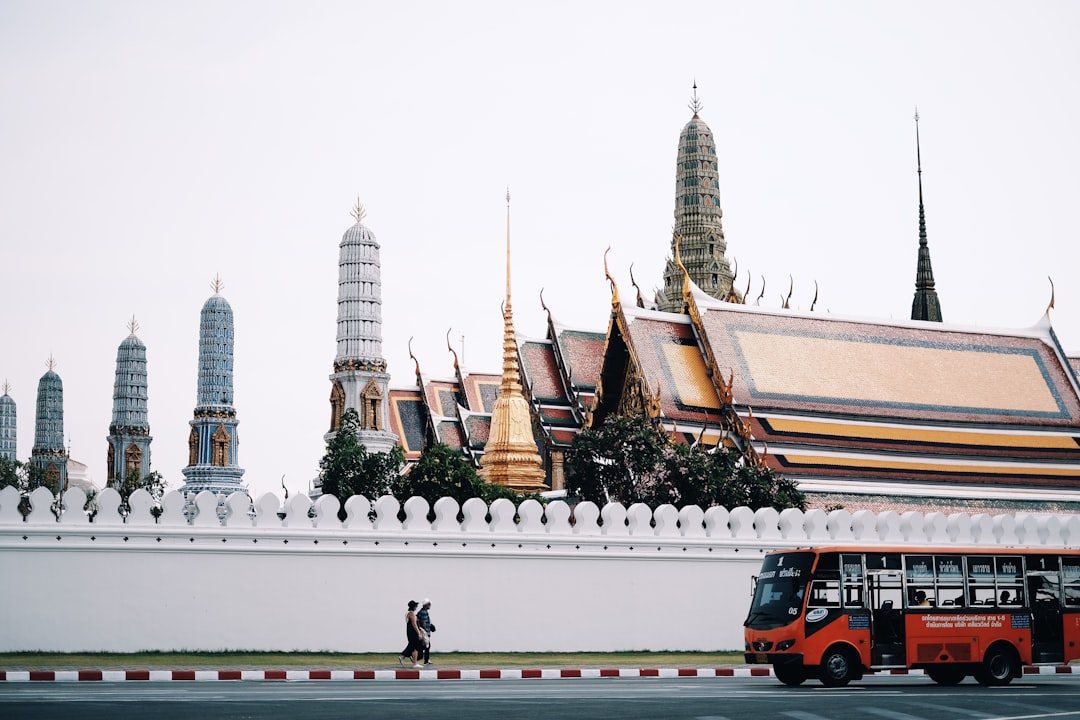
[865,553,904,666]
[1028,555,1064,664]
[1063,557,1080,664]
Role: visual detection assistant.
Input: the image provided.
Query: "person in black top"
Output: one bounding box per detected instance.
[399,600,426,668]
[418,599,436,665]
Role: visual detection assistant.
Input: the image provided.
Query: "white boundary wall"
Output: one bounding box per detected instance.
[1,485,1078,654]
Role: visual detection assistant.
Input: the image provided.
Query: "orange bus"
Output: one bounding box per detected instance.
[743,546,1080,686]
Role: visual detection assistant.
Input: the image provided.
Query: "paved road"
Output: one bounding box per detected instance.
[3,675,1080,720]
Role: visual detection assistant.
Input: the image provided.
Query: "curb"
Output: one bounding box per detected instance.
[0,665,1074,682]
[0,667,771,682]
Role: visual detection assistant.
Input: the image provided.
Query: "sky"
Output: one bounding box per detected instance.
[2,1,1079,500]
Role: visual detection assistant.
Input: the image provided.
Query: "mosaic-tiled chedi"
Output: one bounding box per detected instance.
[31,358,67,492]
[656,85,736,312]
[0,381,15,461]
[326,202,398,455]
[180,277,246,496]
[106,318,152,487]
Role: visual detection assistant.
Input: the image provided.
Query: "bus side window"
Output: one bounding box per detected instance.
[808,580,840,607]
[1064,558,1080,606]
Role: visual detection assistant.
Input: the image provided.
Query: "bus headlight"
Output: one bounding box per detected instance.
[777,639,796,651]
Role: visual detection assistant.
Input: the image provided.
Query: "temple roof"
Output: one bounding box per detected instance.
[692,292,1080,428]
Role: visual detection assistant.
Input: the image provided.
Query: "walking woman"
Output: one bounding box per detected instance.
[398,600,426,668]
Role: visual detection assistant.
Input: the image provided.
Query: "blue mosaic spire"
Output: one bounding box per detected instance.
[31,357,68,492]
[181,276,246,496]
[0,380,15,461]
[107,318,153,486]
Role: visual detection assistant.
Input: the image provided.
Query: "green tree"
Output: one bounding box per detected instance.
[391,442,544,516]
[0,456,19,488]
[319,408,405,513]
[565,414,805,511]
[392,442,481,506]
[113,469,168,517]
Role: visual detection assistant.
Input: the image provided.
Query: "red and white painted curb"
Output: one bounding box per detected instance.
[0,667,769,682]
[0,665,1075,682]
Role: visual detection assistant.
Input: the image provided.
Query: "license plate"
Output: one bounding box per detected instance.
[755,653,768,663]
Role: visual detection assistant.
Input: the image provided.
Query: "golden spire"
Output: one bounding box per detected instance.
[127,315,139,335]
[2,379,10,396]
[46,354,57,372]
[1047,276,1056,315]
[211,273,224,294]
[351,196,367,223]
[478,188,547,492]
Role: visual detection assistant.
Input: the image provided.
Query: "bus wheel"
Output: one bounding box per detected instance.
[926,666,966,685]
[773,663,806,686]
[975,645,1019,686]
[819,645,859,687]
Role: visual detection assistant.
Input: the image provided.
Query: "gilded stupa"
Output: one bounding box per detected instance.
[477,190,547,492]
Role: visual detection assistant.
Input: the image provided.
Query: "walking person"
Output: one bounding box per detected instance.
[418,599,436,665]
[398,600,426,668]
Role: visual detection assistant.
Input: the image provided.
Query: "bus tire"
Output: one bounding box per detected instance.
[773,663,806,686]
[974,644,1019,686]
[926,665,966,685]
[819,645,859,687]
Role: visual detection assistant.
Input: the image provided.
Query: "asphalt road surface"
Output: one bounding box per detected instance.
[3,675,1080,720]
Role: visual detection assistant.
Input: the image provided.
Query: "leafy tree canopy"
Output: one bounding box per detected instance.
[564,414,804,512]
[392,442,543,508]
[319,408,405,509]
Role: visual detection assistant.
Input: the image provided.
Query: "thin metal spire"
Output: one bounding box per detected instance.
[911,108,942,322]
[915,108,927,250]
[689,81,703,117]
[505,187,512,310]
[351,196,366,223]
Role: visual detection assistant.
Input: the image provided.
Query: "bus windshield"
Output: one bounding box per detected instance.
[745,551,815,630]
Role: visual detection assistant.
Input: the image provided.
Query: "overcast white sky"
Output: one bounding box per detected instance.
[2,1,1079,499]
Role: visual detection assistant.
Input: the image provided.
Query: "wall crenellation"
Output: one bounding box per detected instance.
[2,484,1080,548]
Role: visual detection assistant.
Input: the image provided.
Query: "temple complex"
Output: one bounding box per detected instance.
[382,88,1080,514]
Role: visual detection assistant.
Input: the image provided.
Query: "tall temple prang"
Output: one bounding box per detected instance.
[0,380,16,461]
[31,356,67,492]
[107,317,152,486]
[325,200,398,455]
[478,189,547,492]
[910,109,943,322]
[180,276,246,496]
[656,84,736,312]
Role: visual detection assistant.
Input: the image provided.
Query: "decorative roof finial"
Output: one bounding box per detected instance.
[1047,276,1056,315]
[505,187,512,309]
[689,81,703,118]
[211,273,224,295]
[2,379,10,395]
[351,196,366,223]
[127,315,139,336]
[46,354,57,372]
